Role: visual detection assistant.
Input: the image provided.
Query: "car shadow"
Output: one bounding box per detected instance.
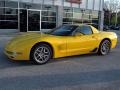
[49,53,98,63]
[0,43,118,69]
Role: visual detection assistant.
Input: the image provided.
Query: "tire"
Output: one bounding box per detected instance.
[98,40,111,55]
[31,44,53,65]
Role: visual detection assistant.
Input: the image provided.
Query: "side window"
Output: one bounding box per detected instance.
[76,26,93,35]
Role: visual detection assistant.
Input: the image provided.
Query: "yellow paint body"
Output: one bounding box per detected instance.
[4,25,118,61]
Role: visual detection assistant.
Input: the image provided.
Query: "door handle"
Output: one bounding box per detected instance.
[92,36,98,40]
[92,36,95,38]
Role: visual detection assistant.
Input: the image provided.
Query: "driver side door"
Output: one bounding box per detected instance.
[66,25,98,56]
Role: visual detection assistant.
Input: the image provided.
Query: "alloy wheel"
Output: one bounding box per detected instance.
[33,45,51,64]
[100,40,111,55]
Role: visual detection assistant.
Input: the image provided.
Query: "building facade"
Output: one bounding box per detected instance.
[0,0,104,32]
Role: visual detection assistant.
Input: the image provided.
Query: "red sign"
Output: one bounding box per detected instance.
[66,0,82,4]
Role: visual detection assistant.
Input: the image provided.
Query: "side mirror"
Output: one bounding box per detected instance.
[74,32,83,36]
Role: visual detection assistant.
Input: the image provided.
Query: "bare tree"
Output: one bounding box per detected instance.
[104,0,120,25]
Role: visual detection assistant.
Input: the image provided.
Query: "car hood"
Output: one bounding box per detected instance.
[12,32,49,41]
[12,32,47,40]
[5,32,51,50]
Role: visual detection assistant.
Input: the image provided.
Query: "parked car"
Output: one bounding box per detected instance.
[4,24,118,65]
[109,25,120,30]
[116,26,120,30]
[103,25,110,31]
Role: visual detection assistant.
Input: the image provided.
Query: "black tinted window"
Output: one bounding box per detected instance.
[76,26,93,35]
[49,25,78,36]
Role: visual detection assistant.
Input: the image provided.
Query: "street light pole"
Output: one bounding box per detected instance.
[115,9,118,27]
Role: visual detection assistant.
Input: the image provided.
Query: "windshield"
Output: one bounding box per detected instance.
[47,25,78,36]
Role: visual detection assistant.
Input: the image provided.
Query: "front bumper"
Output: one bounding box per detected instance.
[4,50,23,60]
[4,50,30,61]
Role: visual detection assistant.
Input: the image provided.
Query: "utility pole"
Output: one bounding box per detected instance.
[115,9,118,27]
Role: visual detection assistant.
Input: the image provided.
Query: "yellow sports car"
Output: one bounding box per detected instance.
[4,25,118,64]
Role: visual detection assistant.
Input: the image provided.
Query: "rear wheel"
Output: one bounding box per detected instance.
[98,40,111,55]
[31,44,52,65]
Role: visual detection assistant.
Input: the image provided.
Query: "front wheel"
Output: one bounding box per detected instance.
[31,44,52,65]
[98,40,111,55]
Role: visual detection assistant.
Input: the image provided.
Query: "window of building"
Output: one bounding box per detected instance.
[5,1,18,8]
[0,1,18,29]
[0,8,4,15]
[63,5,100,30]
[0,21,18,29]
[82,10,92,24]
[19,2,41,9]
[63,7,94,25]
[20,9,27,32]
[42,5,56,11]
[33,0,43,4]
[5,8,18,15]
[73,8,83,24]
[0,1,5,7]
[92,11,99,19]
[92,11,99,28]
[41,5,57,29]
[44,0,53,5]
[63,7,73,24]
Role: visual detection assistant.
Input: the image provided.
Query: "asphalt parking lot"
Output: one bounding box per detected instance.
[0,31,120,90]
